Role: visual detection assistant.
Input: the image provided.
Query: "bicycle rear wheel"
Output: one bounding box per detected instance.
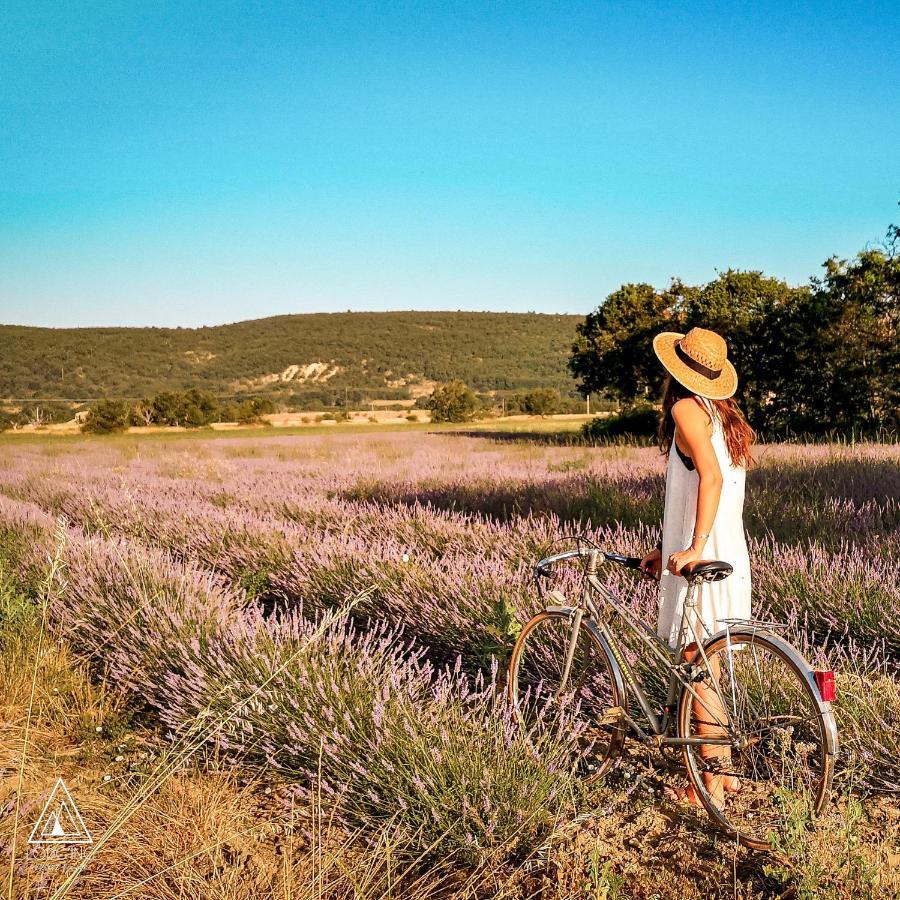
[678,631,837,850]
[508,610,626,782]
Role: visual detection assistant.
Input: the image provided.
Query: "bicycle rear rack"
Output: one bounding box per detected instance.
[719,617,790,632]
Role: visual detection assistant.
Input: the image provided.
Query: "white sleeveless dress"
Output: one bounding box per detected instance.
[657,395,752,648]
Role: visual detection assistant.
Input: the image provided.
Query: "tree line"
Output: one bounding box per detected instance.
[0,384,596,433]
[81,391,275,433]
[426,383,592,422]
[569,225,899,437]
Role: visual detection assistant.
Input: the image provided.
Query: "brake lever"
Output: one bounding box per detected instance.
[533,562,552,600]
[604,552,644,570]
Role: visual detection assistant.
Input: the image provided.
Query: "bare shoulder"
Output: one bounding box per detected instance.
[671,397,713,434]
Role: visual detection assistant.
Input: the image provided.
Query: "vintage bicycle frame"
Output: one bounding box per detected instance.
[538,547,735,747]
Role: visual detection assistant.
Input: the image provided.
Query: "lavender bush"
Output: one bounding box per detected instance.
[0,430,896,854]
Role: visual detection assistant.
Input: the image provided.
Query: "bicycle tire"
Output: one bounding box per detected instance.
[677,630,837,850]
[508,610,627,782]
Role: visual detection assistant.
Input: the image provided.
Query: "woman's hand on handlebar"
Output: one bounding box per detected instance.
[639,547,662,581]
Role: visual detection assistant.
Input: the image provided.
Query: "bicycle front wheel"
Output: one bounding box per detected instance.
[678,631,837,850]
[508,610,626,782]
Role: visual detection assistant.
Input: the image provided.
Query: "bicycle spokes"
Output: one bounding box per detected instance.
[509,611,624,781]
[679,634,834,849]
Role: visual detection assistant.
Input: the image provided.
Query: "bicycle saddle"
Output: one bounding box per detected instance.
[681,560,733,583]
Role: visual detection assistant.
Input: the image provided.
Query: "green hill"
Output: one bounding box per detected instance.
[0,311,585,405]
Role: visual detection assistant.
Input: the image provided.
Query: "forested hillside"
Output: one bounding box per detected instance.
[0,311,583,403]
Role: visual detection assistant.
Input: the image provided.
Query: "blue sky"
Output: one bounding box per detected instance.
[1,1,897,328]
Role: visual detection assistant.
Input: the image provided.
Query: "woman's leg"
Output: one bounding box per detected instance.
[684,644,741,806]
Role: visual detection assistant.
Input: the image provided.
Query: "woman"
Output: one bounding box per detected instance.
[638,326,756,808]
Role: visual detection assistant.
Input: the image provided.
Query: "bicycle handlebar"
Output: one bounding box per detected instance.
[533,548,644,581]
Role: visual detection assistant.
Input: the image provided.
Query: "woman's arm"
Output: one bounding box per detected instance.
[667,397,723,576]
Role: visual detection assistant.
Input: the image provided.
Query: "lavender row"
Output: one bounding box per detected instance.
[0,499,580,860]
[0,484,896,794]
[1,454,897,661]
[6,434,896,551]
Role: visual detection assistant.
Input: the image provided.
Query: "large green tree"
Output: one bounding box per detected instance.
[568,225,898,436]
[678,271,809,429]
[568,283,679,402]
[82,400,130,434]
[569,273,803,419]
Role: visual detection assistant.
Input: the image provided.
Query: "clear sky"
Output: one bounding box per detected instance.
[1,1,897,328]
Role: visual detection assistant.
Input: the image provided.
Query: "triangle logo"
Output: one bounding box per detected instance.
[28,778,93,845]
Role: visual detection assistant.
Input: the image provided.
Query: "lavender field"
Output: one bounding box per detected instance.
[1,430,898,897]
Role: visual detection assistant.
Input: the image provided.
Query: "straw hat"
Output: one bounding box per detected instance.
[652,326,738,400]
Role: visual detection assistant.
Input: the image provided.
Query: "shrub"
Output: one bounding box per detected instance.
[21,523,579,863]
[523,388,561,416]
[233,398,273,425]
[81,400,130,434]
[428,380,478,423]
[581,405,659,442]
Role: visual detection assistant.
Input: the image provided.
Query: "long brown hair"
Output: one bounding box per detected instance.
[656,375,756,469]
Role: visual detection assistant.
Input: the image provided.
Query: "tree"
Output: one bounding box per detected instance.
[567,224,899,437]
[151,392,183,426]
[777,239,899,434]
[228,397,275,424]
[181,389,218,427]
[428,379,478,423]
[82,400,130,434]
[569,272,813,432]
[18,402,73,427]
[569,283,680,403]
[679,271,809,430]
[24,405,49,427]
[130,400,155,427]
[150,389,219,427]
[523,388,560,416]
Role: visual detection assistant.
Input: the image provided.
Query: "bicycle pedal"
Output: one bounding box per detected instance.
[600,706,626,726]
[546,589,569,606]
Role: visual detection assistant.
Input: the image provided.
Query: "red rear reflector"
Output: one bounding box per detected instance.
[814,670,835,702]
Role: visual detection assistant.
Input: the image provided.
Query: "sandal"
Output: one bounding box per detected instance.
[664,782,704,808]
[666,772,733,809]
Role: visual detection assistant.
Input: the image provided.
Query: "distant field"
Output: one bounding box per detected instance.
[0,411,600,441]
[1,430,897,897]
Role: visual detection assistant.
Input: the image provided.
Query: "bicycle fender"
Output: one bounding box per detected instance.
[703,626,839,759]
[586,620,631,724]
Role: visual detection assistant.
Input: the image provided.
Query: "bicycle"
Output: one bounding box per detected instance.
[507,542,839,850]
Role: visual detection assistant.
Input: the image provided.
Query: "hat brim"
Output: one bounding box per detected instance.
[652,332,738,400]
